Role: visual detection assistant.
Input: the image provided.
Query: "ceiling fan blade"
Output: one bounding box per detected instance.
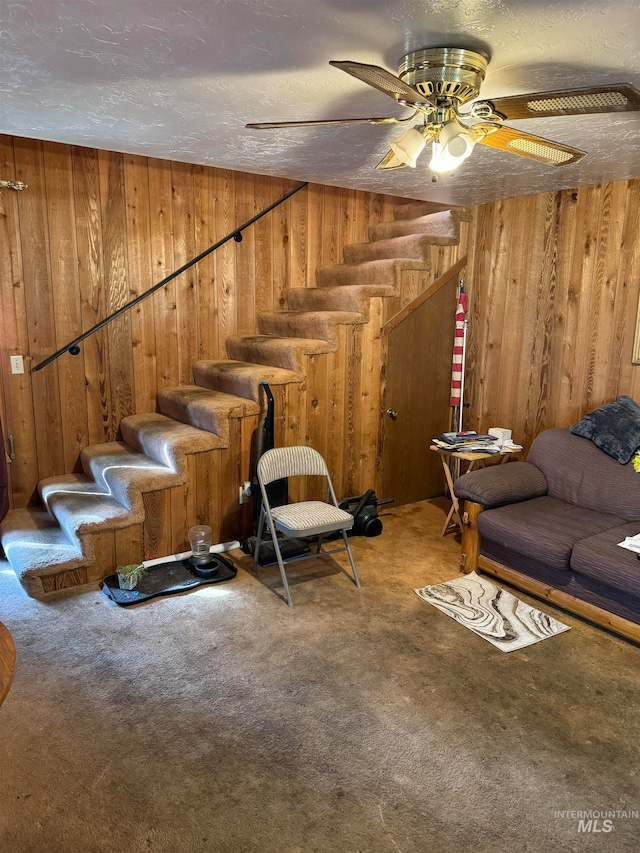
[329,60,432,106]
[479,83,640,120]
[375,150,407,170]
[246,116,402,130]
[477,125,585,165]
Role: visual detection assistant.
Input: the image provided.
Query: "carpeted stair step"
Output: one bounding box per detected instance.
[80,442,183,512]
[393,201,472,220]
[286,284,396,314]
[157,387,259,438]
[0,416,228,592]
[1,508,86,581]
[119,413,223,469]
[343,233,442,263]
[315,258,428,288]
[39,474,137,534]
[257,310,365,342]
[192,359,303,403]
[226,335,334,371]
[368,210,469,242]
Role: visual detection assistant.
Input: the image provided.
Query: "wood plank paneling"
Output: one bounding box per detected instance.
[99,150,134,437]
[148,158,178,391]
[214,169,236,358]
[16,140,65,482]
[142,490,172,559]
[170,161,198,385]
[254,176,276,312]
[272,179,290,311]
[73,146,112,444]
[87,530,115,582]
[193,164,217,361]
[114,525,143,568]
[463,179,640,454]
[289,180,308,289]
[43,142,88,471]
[305,183,324,281]
[124,154,157,414]
[235,172,256,333]
[0,136,38,505]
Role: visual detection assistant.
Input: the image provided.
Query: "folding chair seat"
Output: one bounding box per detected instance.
[253,446,361,606]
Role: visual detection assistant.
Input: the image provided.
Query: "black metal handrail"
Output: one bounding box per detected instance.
[34,180,309,371]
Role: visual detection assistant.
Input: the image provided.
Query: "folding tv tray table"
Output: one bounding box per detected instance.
[430,445,521,537]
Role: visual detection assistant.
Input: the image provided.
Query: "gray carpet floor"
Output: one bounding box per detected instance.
[0,498,638,853]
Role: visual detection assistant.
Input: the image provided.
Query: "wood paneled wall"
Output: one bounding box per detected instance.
[1,131,639,512]
[0,135,402,508]
[462,180,640,452]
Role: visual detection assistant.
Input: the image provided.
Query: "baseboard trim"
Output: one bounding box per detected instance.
[477,556,640,645]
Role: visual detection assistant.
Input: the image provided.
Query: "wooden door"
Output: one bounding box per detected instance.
[380,269,461,506]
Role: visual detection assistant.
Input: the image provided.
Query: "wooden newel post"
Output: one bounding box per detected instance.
[460,500,483,574]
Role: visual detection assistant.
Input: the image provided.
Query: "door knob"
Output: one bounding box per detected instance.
[386,409,398,421]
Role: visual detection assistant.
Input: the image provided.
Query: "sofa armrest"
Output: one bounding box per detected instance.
[454,461,548,509]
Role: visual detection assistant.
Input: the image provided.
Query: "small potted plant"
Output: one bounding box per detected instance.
[116,563,146,591]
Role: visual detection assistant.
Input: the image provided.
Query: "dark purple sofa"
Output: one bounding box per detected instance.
[454,428,640,641]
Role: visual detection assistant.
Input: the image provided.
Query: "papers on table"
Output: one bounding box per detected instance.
[432,440,500,453]
[431,431,523,454]
[432,431,500,453]
[618,534,640,554]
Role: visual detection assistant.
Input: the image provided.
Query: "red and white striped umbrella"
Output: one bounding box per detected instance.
[450,285,467,408]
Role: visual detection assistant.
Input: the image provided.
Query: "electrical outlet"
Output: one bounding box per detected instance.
[10,355,24,375]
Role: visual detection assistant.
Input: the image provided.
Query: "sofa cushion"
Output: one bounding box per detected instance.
[454,461,547,508]
[477,495,623,572]
[528,429,640,521]
[569,395,640,464]
[570,522,640,598]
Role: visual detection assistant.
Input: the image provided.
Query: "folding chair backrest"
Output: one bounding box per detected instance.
[257,446,329,486]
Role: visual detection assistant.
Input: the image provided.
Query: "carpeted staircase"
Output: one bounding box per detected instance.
[0,201,470,599]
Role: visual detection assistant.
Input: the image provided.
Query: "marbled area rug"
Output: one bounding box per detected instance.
[415,571,570,651]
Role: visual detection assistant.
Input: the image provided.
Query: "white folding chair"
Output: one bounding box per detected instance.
[253,446,361,606]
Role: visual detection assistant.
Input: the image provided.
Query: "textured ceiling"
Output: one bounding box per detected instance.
[1,0,639,204]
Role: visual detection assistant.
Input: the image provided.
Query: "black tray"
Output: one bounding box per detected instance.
[101,555,237,606]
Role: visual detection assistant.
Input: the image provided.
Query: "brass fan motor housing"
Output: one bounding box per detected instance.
[399,47,489,105]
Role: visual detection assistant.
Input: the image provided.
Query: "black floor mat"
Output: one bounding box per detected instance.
[101,555,237,606]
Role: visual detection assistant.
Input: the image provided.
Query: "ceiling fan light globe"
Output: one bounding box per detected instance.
[437,120,476,160]
[390,127,427,167]
[446,132,475,159]
[429,141,466,173]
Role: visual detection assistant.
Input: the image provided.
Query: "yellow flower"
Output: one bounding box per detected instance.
[633,449,640,473]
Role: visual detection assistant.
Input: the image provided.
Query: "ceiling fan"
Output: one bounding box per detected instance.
[246,47,640,174]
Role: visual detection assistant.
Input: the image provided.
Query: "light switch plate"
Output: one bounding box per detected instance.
[10,355,24,374]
